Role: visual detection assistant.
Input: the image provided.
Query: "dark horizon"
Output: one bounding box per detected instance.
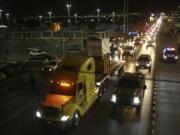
[0,0,179,16]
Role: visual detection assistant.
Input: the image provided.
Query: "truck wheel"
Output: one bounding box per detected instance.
[72,111,80,127]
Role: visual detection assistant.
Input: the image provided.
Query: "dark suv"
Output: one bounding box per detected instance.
[111,72,147,113]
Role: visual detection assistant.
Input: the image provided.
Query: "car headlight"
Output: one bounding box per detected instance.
[133,97,140,105]
[36,111,42,118]
[111,94,117,103]
[60,115,69,122]
[136,63,139,66]
[163,55,167,59]
[49,68,52,71]
[146,63,150,66]
[96,82,101,86]
[175,56,178,59]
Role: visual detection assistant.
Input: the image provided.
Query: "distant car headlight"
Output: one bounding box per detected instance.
[49,68,52,71]
[136,63,139,66]
[133,96,140,105]
[60,115,69,122]
[36,111,42,118]
[130,50,133,54]
[146,63,150,67]
[175,56,178,59]
[163,55,167,59]
[111,94,117,103]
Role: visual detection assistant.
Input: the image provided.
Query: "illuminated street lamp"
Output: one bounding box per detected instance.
[74,13,77,26]
[97,8,100,30]
[48,11,52,23]
[66,4,71,27]
[5,13,10,26]
[38,15,42,25]
[0,9,3,25]
[112,11,115,25]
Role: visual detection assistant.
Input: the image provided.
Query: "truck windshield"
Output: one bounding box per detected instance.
[118,78,140,88]
[49,81,76,96]
[164,50,176,55]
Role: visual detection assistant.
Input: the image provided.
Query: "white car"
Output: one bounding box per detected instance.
[136,54,152,72]
[41,60,60,72]
[29,48,47,56]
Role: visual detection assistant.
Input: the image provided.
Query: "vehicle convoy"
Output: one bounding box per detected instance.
[162,47,178,63]
[136,54,152,72]
[111,72,147,113]
[36,36,124,129]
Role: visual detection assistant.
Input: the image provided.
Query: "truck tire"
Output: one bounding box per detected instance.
[72,111,80,127]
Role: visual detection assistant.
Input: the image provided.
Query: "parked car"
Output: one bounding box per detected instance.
[0,62,26,77]
[29,48,47,57]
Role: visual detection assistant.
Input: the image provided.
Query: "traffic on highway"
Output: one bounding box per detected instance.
[0,9,180,135]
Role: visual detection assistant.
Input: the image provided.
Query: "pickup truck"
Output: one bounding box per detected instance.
[111,72,147,113]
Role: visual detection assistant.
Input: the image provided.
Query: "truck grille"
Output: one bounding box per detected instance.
[43,106,60,117]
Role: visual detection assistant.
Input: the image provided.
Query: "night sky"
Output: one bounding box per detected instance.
[0,0,179,16]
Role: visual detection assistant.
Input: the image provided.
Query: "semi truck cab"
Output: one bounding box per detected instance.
[36,56,99,129]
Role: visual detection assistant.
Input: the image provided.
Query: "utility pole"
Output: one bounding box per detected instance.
[123,0,129,34]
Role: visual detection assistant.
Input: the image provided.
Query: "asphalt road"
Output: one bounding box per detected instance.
[155,20,180,135]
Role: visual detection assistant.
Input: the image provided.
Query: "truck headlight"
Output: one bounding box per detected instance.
[60,115,69,122]
[163,55,167,59]
[36,111,42,118]
[111,94,117,103]
[133,97,140,105]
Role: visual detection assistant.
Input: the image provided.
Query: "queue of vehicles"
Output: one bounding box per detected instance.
[33,29,162,129]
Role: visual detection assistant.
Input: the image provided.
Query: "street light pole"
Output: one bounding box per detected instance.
[123,0,129,34]
[0,9,3,25]
[74,13,77,27]
[38,15,42,26]
[97,8,100,30]
[112,11,115,25]
[66,4,71,27]
[48,11,52,23]
[123,0,126,33]
[5,13,10,26]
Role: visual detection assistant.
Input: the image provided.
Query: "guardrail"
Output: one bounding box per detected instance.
[8,31,112,40]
